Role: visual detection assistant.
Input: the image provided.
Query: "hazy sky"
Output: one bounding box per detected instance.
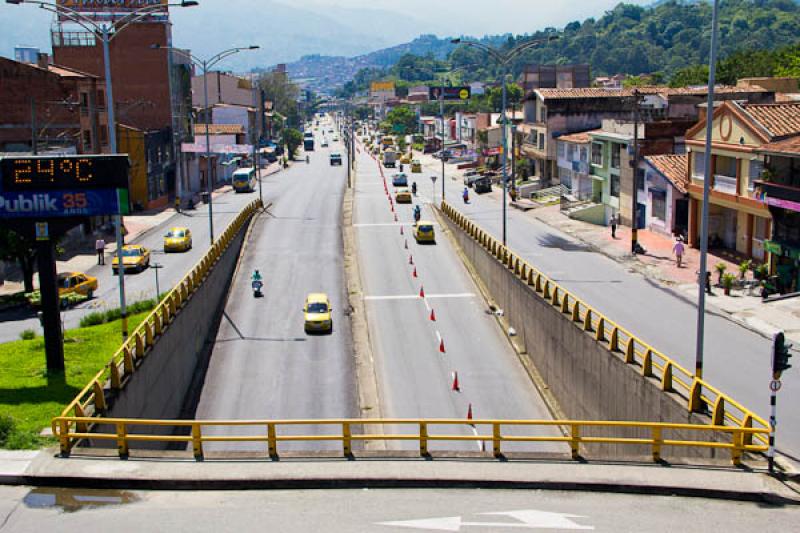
[279,0,654,36]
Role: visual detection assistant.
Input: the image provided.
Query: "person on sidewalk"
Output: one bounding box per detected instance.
[673,236,685,268]
[95,237,106,265]
[609,213,618,239]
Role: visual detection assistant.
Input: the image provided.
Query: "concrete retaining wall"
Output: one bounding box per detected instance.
[441,212,731,460]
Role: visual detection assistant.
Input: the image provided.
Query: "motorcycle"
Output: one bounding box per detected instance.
[413,206,421,223]
[462,188,469,204]
[411,182,417,196]
[252,279,264,298]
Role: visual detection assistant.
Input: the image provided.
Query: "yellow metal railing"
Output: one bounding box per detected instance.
[51,416,768,465]
[55,199,262,430]
[440,202,769,446]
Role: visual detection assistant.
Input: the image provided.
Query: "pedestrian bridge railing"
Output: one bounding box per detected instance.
[51,416,768,465]
[440,202,769,447]
[55,199,262,431]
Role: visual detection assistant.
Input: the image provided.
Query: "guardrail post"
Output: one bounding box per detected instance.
[493,423,502,457]
[688,379,703,413]
[342,422,352,457]
[551,286,559,306]
[154,311,163,336]
[595,317,605,342]
[652,426,662,462]
[741,415,754,446]
[123,345,134,375]
[731,428,743,466]
[625,338,636,364]
[535,274,542,293]
[267,423,277,458]
[192,423,203,461]
[608,327,619,352]
[74,404,87,433]
[93,381,106,412]
[116,422,129,459]
[570,424,581,460]
[571,300,580,322]
[543,280,551,300]
[419,422,428,456]
[642,349,653,378]
[59,418,70,457]
[561,293,570,314]
[660,360,672,390]
[711,396,725,426]
[145,321,154,347]
[583,309,593,332]
[110,361,121,390]
[135,333,144,359]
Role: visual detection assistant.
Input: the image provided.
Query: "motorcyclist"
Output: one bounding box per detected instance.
[463,187,469,204]
[413,205,421,222]
[251,269,263,296]
[411,182,417,196]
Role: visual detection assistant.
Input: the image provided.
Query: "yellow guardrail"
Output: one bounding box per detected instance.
[440,202,769,447]
[51,416,768,465]
[54,199,262,429]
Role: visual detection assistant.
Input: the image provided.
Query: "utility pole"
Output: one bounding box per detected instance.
[631,88,641,254]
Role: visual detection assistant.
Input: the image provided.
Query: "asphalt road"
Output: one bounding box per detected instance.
[421,156,800,463]
[193,124,357,452]
[2,485,797,532]
[0,180,264,342]
[354,147,559,454]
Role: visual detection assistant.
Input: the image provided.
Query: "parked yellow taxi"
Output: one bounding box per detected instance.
[58,272,98,298]
[303,293,332,333]
[411,159,422,173]
[400,153,412,164]
[163,227,192,252]
[112,244,151,273]
[414,221,436,243]
[395,187,412,204]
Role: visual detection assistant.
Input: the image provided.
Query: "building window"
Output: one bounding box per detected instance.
[611,174,621,198]
[611,144,621,169]
[716,155,737,178]
[651,189,666,221]
[96,90,105,109]
[591,142,603,166]
[558,142,566,159]
[80,92,89,108]
[566,144,575,160]
[580,147,587,163]
[99,125,108,145]
[748,159,764,190]
[538,133,545,150]
[693,151,706,178]
[754,216,768,241]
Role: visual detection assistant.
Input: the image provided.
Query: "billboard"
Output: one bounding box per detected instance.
[428,86,472,101]
[56,0,168,21]
[370,81,395,93]
[0,155,130,218]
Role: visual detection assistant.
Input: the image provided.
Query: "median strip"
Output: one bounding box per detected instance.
[364,293,475,301]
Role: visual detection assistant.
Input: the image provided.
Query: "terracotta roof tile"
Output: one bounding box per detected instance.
[556,130,599,143]
[535,85,766,100]
[757,135,800,156]
[193,124,244,135]
[741,103,800,138]
[645,154,689,194]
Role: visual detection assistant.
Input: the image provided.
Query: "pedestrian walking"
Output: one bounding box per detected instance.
[705,270,713,295]
[609,213,618,239]
[95,237,106,265]
[673,236,685,268]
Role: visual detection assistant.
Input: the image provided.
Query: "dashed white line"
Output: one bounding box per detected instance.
[364,293,475,301]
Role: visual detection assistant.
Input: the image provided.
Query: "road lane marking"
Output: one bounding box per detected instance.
[470,425,485,452]
[364,293,475,301]
[354,222,439,227]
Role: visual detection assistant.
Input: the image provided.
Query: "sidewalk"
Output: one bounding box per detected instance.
[529,204,800,345]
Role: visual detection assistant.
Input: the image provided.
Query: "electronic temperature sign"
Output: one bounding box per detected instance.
[0,155,130,219]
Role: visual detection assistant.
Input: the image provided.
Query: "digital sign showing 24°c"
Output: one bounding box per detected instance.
[0,155,130,219]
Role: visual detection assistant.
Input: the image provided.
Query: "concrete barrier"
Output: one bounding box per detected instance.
[439,204,747,460]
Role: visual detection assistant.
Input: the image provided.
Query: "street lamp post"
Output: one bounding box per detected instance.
[451,35,556,245]
[8,0,198,341]
[152,44,260,244]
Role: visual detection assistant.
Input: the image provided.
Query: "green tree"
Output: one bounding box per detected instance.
[0,229,37,293]
[383,106,418,135]
[487,83,523,112]
[282,128,303,160]
[259,72,301,128]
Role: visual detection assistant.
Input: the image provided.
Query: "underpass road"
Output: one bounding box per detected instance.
[354,147,559,453]
[425,157,800,463]
[194,124,357,452]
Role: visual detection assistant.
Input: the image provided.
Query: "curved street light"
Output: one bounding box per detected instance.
[152,44,260,244]
[7,0,198,342]
[451,35,557,245]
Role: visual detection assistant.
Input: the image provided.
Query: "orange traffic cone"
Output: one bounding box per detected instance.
[466,403,473,420]
[419,285,425,298]
[439,337,445,353]
[430,309,436,321]
[452,371,460,392]
[413,267,417,278]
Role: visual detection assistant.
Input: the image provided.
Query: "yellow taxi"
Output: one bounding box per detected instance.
[395,187,412,204]
[58,272,98,299]
[411,159,422,173]
[163,227,192,252]
[414,221,436,243]
[400,153,412,164]
[303,293,332,333]
[112,244,151,273]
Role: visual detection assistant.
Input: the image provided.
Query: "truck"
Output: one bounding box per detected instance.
[303,131,315,151]
[383,150,397,168]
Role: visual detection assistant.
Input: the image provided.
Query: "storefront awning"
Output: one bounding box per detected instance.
[764,240,800,260]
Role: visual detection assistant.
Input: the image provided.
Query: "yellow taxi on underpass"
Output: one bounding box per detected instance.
[414,221,436,243]
[304,293,333,333]
[395,187,412,204]
[112,244,151,273]
[163,227,192,252]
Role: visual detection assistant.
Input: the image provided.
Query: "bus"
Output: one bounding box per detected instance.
[232,167,257,193]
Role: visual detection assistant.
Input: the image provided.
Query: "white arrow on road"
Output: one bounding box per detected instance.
[378,509,594,531]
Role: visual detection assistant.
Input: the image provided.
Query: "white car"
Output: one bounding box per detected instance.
[321,139,329,147]
[333,136,339,142]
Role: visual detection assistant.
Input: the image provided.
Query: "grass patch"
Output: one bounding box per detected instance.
[0,311,150,449]
[19,329,36,341]
[78,295,163,328]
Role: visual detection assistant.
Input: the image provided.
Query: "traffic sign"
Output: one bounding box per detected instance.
[35,221,49,241]
[429,86,472,101]
[770,379,782,392]
[431,175,438,183]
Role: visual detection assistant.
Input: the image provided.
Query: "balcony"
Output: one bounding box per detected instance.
[713,174,737,195]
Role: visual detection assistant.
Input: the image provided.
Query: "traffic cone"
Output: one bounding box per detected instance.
[412,267,417,278]
[419,285,425,298]
[466,403,473,420]
[439,337,445,353]
[452,371,460,392]
[394,213,398,222]
[430,309,436,321]
[400,226,404,235]
[409,255,414,265]
[404,240,408,249]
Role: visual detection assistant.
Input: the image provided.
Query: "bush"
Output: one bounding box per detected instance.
[0,415,13,446]
[79,311,106,328]
[78,297,158,328]
[19,329,36,340]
